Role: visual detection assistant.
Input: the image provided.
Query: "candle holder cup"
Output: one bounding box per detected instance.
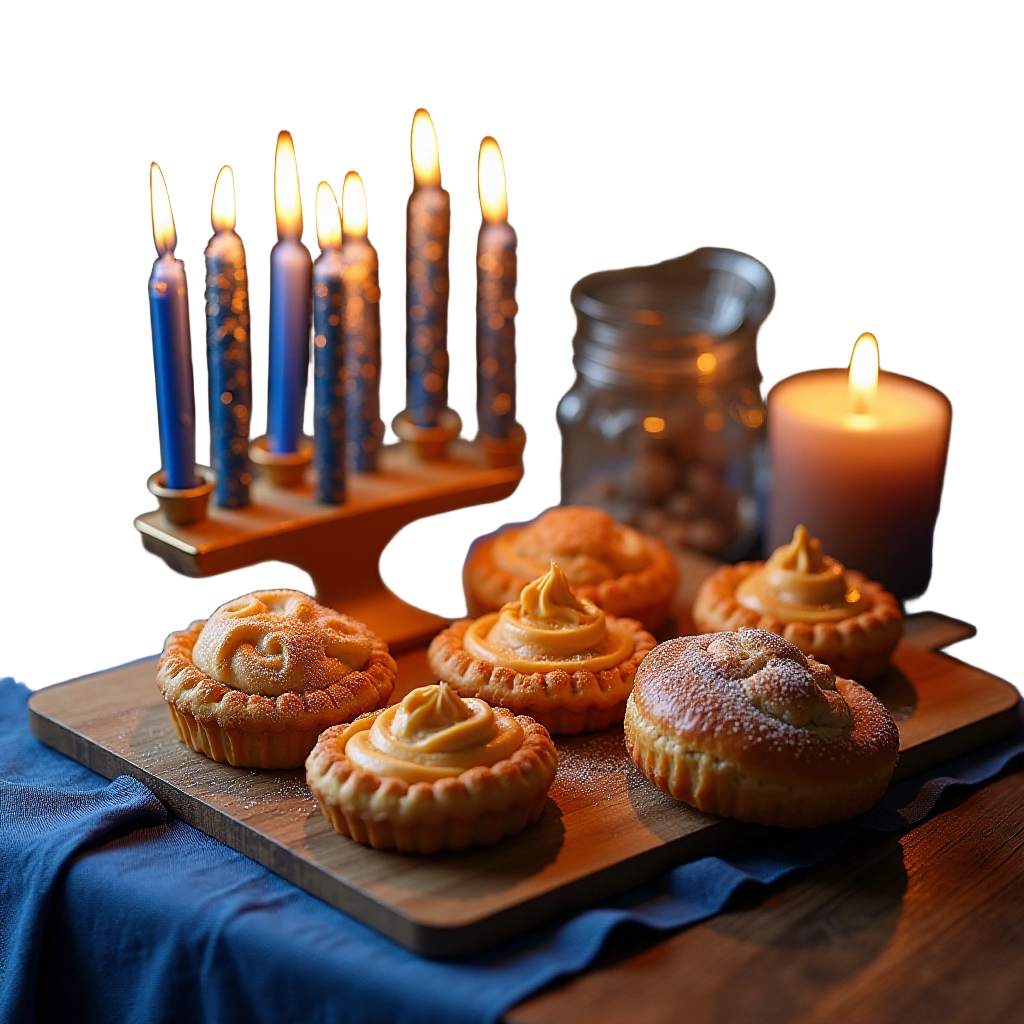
[391,408,462,461]
[249,435,314,488]
[475,422,527,468]
[146,467,217,525]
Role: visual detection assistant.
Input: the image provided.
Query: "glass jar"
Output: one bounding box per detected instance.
[557,248,774,560]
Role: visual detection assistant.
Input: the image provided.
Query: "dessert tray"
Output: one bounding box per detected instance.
[27,552,1018,957]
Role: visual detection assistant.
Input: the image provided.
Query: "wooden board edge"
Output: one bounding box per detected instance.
[892,701,1020,781]
[405,817,753,958]
[27,702,434,952]
[26,694,751,958]
[25,643,1023,959]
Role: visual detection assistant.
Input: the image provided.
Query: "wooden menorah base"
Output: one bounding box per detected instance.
[135,438,524,650]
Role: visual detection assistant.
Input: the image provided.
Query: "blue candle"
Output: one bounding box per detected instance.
[312,182,346,504]
[267,131,313,454]
[148,163,197,490]
[475,138,518,439]
[204,166,252,507]
[405,109,451,428]
[341,171,383,472]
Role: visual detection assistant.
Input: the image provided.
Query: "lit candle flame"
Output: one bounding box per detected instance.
[274,130,303,240]
[315,182,341,251]
[342,171,368,238]
[211,165,236,232]
[848,332,880,415]
[410,109,441,188]
[150,162,177,256]
[478,136,508,223]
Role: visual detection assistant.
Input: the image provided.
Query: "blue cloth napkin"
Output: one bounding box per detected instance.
[3,675,1023,1024]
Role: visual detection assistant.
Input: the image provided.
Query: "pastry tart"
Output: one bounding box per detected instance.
[463,505,679,632]
[624,628,900,828]
[692,525,902,683]
[430,562,656,734]
[157,590,396,769]
[306,682,558,853]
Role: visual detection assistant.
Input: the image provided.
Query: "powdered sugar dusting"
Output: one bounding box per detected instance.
[632,629,899,786]
[193,590,374,697]
[551,727,639,804]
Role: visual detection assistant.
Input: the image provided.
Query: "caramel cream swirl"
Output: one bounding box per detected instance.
[344,683,524,783]
[463,563,635,673]
[735,525,869,624]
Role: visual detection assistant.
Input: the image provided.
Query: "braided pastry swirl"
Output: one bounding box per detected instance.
[157,591,396,769]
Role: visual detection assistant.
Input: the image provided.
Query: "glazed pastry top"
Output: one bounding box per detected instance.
[734,525,869,624]
[462,563,635,673]
[343,683,524,783]
[491,506,651,586]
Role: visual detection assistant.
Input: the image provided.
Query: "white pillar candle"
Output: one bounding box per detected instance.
[767,334,951,600]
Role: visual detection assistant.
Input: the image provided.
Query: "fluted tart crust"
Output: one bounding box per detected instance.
[306,684,558,854]
[463,505,679,632]
[429,616,654,735]
[431,563,657,734]
[692,526,902,683]
[157,590,396,769]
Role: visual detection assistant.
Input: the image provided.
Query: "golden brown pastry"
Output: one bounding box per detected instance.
[624,628,900,827]
[306,682,558,853]
[430,562,656,734]
[692,525,902,683]
[157,590,396,769]
[463,505,679,632]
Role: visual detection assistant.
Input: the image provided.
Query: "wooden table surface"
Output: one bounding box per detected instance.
[4,477,1019,1024]
[508,763,1024,1024]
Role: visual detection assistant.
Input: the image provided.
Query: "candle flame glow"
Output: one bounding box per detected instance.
[342,171,368,238]
[150,162,177,256]
[848,332,880,415]
[211,165,236,232]
[274,130,303,240]
[315,182,341,250]
[478,137,508,223]
[411,109,441,187]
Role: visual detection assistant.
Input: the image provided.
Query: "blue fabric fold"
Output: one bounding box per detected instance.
[2,675,1022,1024]
[0,779,165,1011]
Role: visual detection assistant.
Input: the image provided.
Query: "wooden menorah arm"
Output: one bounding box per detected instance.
[135,439,524,648]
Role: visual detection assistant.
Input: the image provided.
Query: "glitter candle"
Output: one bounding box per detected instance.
[267,130,313,454]
[340,171,383,472]
[148,163,197,490]
[475,137,518,440]
[204,166,252,507]
[312,182,346,504]
[404,109,451,427]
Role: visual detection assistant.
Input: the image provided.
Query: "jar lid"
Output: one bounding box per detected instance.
[570,247,775,387]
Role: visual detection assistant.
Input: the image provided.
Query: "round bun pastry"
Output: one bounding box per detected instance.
[157,590,397,769]
[463,505,679,632]
[430,562,657,734]
[306,682,558,853]
[624,629,900,828]
[692,525,902,683]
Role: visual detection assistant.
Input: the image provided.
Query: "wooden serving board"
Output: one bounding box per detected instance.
[28,625,1018,958]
